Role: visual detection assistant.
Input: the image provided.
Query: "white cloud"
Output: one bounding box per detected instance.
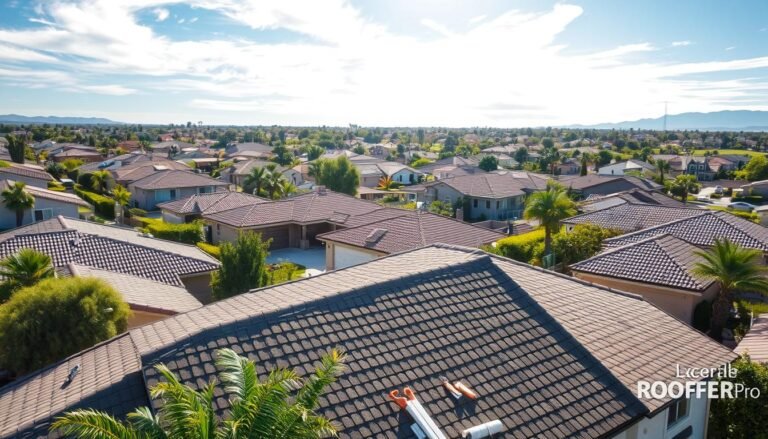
[189,17,198,23]
[178,18,185,24]
[671,40,691,47]
[153,7,169,22]
[0,1,767,125]
[0,44,59,63]
[726,46,736,51]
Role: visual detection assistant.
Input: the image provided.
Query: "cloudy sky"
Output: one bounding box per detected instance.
[0,0,767,126]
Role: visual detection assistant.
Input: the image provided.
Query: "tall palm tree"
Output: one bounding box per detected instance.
[53,347,345,438]
[90,170,111,194]
[112,184,131,224]
[244,166,268,196]
[524,182,577,261]
[2,181,34,227]
[308,161,322,180]
[0,248,54,290]
[655,159,670,183]
[579,153,592,176]
[265,170,285,199]
[692,239,768,342]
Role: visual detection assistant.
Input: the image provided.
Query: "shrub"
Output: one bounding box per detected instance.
[0,160,9,168]
[732,195,763,204]
[196,242,221,259]
[77,172,94,189]
[211,231,271,300]
[74,184,115,219]
[140,218,203,244]
[708,355,768,438]
[553,224,623,268]
[127,207,147,218]
[410,157,433,168]
[496,228,546,263]
[47,181,66,192]
[0,277,130,375]
[692,299,711,332]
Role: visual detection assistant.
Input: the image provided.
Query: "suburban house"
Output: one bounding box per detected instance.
[418,156,480,180]
[579,188,685,213]
[127,169,230,210]
[0,163,54,188]
[111,159,191,187]
[355,161,423,187]
[49,145,103,163]
[78,152,151,173]
[0,216,220,303]
[558,174,663,198]
[202,188,377,248]
[317,209,505,269]
[563,203,704,233]
[0,180,90,230]
[419,171,550,220]
[64,264,203,328]
[598,159,656,177]
[225,142,273,160]
[221,159,304,188]
[0,244,735,438]
[158,191,268,224]
[603,210,768,254]
[553,157,581,175]
[571,234,718,324]
[149,140,196,155]
[740,179,768,197]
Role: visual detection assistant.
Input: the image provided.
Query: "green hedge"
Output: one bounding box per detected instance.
[196,242,221,259]
[732,195,763,203]
[74,185,115,219]
[495,228,546,263]
[139,218,202,244]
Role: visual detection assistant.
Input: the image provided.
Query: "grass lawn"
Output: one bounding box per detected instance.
[267,262,306,285]
[690,149,765,157]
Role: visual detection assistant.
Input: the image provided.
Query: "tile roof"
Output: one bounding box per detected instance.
[111,159,190,183]
[579,189,685,213]
[426,171,549,198]
[0,217,219,287]
[70,264,202,314]
[129,170,229,190]
[203,190,380,228]
[157,191,268,215]
[736,314,768,364]
[604,211,768,251]
[571,234,715,291]
[558,174,662,192]
[51,149,102,158]
[0,245,735,438]
[0,163,54,182]
[2,180,90,207]
[563,203,704,232]
[317,210,505,253]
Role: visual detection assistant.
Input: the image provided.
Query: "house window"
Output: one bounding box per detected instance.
[198,186,212,194]
[496,201,500,209]
[33,208,53,222]
[473,199,478,208]
[398,174,403,182]
[667,398,689,429]
[485,200,491,209]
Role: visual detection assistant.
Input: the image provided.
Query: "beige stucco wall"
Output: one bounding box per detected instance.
[179,272,214,304]
[325,242,385,270]
[573,272,718,324]
[128,309,172,329]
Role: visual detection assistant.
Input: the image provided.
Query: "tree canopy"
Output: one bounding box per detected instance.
[211,231,271,300]
[314,156,360,196]
[1,180,34,227]
[0,277,130,375]
[0,248,54,302]
[737,154,768,181]
[478,155,499,172]
[524,182,577,260]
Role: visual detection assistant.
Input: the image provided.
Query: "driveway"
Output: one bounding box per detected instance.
[267,247,326,273]
[696,187,730,206]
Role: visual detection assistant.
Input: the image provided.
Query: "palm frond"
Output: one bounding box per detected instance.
[297,349,347,410]
[51,409,139,439]
[127,407,167,439]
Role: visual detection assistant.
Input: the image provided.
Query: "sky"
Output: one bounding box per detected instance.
[0,0,767,127]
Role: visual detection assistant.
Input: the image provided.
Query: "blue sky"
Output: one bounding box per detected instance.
[0,0,767,126]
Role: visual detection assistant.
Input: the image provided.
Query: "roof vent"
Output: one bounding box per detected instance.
[365,228,387,244]
[153,165,168,171]
[315,185,327,194]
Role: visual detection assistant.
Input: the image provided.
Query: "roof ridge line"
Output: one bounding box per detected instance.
[603,210,712,243]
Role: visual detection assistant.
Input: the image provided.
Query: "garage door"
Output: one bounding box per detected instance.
[255,226,290,249]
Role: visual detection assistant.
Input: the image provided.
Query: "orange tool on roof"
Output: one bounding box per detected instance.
[387,387,447,439]
[453,381,478,400]
[439,376,462,399]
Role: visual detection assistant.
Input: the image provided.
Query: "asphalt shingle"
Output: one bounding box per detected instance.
[563,204,704,232]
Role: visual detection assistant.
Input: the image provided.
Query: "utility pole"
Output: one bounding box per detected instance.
[663,102,668,132]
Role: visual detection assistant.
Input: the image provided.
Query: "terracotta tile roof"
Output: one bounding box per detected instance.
[70,264,202,314]
[157,191,268,215]
[0,217,219,287]
[317,210,504,253]
[130,170,229,190]
[0,163,54,182]
[571,234,715,291]
[0,245,736,438]
[736,314,768,363]
[204,190,380,227]
[425,171,549,198]
[563,203,704,232]
[604,211,768,251]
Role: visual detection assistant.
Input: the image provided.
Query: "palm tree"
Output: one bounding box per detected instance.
[0,248,54,291]
[244,166,268,196]
[579,153,592,176]
[90,170,111,194]
[112,184,131,224]
[668,174,700,204]
[524,182,577,261]
[308,161,322,179]
[277,179,297,199]
[52,347,345,438]
[2,181,34,227]
[265,170,285,199]
[692,239,768,342]
[655,159,670,183]
[377,176,394,191]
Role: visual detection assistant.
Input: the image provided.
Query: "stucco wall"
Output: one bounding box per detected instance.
[128,310,172,329]
[331,243,382,270]
[611,396,709,439]
[0,198,81,230]
[179,272,214,304]
[0,172,50,188]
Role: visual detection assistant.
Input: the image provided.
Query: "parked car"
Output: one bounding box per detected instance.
[714,185,724,195]
[728,201,756,211]
[696,195,713,203]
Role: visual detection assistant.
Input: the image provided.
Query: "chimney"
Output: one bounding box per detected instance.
[315,185,327,194]
[455,208,464,221]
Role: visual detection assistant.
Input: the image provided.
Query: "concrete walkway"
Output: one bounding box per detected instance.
[267,247,326,272]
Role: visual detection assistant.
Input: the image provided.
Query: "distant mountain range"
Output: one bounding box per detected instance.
[569,110,768,131]
[0,114,121,125]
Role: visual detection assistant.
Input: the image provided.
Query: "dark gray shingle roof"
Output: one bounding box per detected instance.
[157,191,267,215]
[563,204,704,232]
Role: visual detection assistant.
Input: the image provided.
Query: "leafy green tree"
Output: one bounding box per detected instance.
[6,134,25,164]
[666,174,701,203]
[211,232,272,300]
[524,182,576,259]
[1,180,34,227]
[244,166,268,196]
[513,147,529,166]
[0,249,54,301]
[315,156,360,196]
[46,162,65,179]
[541,137,555,149]
[692,239,768,342]
[428,200,454,217]
[478,155,499,172]
[53,347,346,439]
[0,277,130,375]
[90,170,111,194]
[553,224,622,268]
[597,150,613,167]
[737,155,768,181]
[708,354,768,438]
[306,145,325,161]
